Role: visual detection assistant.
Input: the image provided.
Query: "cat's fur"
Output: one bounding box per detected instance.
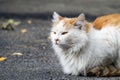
[50,12,120,76]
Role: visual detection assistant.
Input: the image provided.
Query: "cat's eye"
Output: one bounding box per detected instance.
[61,32,68,35]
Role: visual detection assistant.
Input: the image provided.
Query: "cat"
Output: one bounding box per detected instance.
[50,12,120,76]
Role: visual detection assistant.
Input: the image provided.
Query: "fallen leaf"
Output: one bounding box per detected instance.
[27,20,32,24]
[21,29,27,33]
[14,21,21,26]
[48,36,51,40]
[8,19,14,24]
[0,57,7,61]
[12,52,23,56]
[1,22,14,30]
[0,19,21,31]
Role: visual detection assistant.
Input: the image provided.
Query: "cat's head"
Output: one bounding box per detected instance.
[51,12,90,49]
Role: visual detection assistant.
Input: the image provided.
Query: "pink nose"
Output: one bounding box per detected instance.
[55,39,60,44]
[55,39,59,41]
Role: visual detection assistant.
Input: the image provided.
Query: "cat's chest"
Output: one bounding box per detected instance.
[60,53,79,67]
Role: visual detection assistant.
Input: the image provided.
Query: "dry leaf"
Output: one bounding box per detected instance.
[0,57,7,61]
[21,29,27,33]
[47,36,51,40]
[27,20,32,24]
[12,52,23,56]
[14,21,21,26]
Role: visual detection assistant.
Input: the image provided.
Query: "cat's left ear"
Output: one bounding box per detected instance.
[52,12,63,22]
[75,13,85,29]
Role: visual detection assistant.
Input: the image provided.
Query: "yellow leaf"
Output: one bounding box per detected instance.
[0,57,7,61]
[48,36,51,40]
[27,20,32,24]
[8,19,14,24]
[12,52,23,56]
[21,29,27,33]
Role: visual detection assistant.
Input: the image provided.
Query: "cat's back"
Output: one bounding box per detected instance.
[93,14,120,30]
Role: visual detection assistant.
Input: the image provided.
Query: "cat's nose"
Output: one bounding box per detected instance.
[55,39,59,41]
[55,39,60,44]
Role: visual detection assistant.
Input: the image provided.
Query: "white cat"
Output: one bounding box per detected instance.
[50,12,120,76]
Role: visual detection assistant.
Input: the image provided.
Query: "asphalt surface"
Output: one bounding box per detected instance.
[0,0,120,80]
[0,0,120,15]
[0,19,119,80]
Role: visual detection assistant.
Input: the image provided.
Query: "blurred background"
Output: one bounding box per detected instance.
[0,0,120,20]
[0,0,120,80]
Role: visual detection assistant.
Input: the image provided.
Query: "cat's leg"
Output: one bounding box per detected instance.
[116,34,120,69]
[63,67,79,75]
[116,50,120,69]
[63,67,72,75]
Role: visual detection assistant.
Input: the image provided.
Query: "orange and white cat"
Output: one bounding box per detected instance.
[50,12,120,76]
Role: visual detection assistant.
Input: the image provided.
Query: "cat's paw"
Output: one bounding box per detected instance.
[63,69,72,75]
[63,69,80,75]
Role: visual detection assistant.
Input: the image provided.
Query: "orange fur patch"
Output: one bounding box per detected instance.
[62,18,92,32]
[52,17,77,29]
[85,21,92,33]
[93,14,120,30]
[63,18,77,30]
[53,17,92,32]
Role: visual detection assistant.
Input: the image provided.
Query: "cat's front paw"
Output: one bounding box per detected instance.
[63,69,80,76]
[63,69,72,75]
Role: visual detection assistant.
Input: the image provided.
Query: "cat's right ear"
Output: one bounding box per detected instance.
[74,13,86,29]
[52,12,62,22]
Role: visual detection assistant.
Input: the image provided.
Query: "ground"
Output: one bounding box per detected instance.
[0,0,120,80]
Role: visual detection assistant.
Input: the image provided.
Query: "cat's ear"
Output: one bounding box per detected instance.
[75,13,85,29]
[52,12,62,22]
[77,13,85,22]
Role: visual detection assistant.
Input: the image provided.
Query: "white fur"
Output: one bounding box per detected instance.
[50,14,120,76]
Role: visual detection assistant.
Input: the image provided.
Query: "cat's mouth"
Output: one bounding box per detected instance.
[55,41,60,45]
[54,40,73,47]
[55,42,59,45]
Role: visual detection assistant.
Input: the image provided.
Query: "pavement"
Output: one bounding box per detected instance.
[0,0,120,80]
